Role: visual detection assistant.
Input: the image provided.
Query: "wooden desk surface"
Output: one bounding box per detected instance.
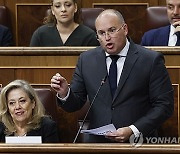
[0,46,179,66]
[0,46,179,55]
[0,143,180,153]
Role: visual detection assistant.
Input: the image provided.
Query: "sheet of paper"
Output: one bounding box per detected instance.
[80,124,116,136]
[5,136,42,144]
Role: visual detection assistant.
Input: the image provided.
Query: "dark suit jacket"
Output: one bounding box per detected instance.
[0,24,13,46]
[141,25,170,46]
[58,40,174,142]
[0,117,60,143]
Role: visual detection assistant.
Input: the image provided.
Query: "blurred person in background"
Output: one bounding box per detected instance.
[0,80,60,143]
[0,24,13,46]
[30,0,99,46]
[141,0,180,46]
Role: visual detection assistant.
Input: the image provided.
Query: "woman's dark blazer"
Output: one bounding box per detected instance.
[0,117,60,143]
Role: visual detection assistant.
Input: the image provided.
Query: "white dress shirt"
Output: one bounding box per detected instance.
[106,39,129,85]
[168,25,178,46]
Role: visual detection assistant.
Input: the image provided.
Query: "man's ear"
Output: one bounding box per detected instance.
[123,24,128,36]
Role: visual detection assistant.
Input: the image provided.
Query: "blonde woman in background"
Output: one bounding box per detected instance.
[0,80,59,143]
[30,0,99,46]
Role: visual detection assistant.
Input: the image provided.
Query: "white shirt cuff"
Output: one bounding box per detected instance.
[56,88,70,101]
[129,125,140,137]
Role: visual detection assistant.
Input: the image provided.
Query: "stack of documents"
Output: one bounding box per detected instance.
[81,124,116,136]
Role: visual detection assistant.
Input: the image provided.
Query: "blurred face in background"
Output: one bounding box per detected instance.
[7,88,35,126]
[51,0,77,24]
[95,10,128,55]
[166,0,180,26]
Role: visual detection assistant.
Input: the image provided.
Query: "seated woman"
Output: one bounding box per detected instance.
[0,80,60,143]
[30,0,99,46]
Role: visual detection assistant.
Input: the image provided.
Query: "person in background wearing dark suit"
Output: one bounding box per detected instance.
[51,9,174,143]
[141,0,180,46]
[0,80,60,143]
[30,0,99,46]
[0,24,13,46]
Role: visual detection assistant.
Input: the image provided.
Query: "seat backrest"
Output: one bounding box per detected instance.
[0,6,10,28]
[81,8,104,31]
[34,88,58,122]
[145,6,170,31]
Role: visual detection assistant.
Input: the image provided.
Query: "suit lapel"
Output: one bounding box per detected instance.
[113,41,139,102]
[158,25,170,46]
[95,47,108,79]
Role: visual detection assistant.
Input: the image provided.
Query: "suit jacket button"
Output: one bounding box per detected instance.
[111,107,115,110]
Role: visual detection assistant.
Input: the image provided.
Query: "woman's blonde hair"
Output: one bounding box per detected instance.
[43,0,80,25]
[0,80,46,135]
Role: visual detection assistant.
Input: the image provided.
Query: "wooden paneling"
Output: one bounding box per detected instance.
[158,84,179,137]
[15,68,75,84]
[81,0,161,7]
[0,56,78,66]
[0,0,5,5]
[0,46,179,83]
[158,0,167,6]
[2,0,52,46]
[16,3,51,46]
[167,68,180,84]
[0,67,75,87]
[0,69,15,86]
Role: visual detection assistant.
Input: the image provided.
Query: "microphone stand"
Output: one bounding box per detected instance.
[73,76,107,143]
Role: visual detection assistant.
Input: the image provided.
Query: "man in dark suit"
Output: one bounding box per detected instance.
[51,9,174,143]
[141,0,180,46]
[0,24,13,46]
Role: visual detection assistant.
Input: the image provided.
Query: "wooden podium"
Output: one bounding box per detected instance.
[0,143,180,153]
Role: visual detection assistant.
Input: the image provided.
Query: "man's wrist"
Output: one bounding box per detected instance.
[129,125,140,137]
[56,88,70,101]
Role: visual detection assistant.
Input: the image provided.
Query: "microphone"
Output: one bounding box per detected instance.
[73,75,107,143]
